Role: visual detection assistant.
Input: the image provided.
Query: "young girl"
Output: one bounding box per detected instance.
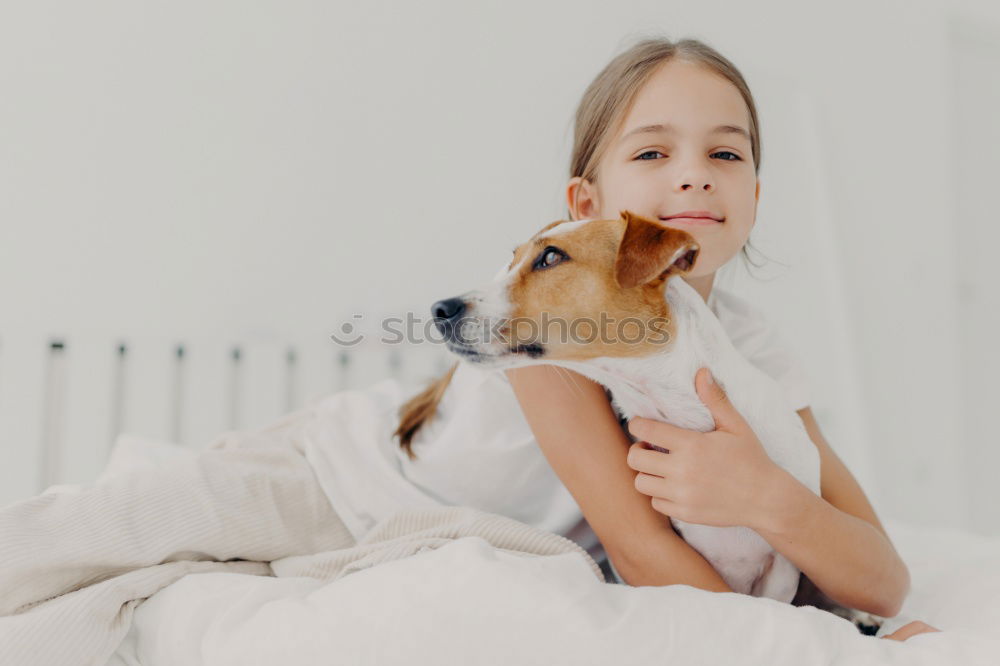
[503,36,938,642]
[0,35,937,648]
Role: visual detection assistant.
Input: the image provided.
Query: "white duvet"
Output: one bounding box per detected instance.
[105,512,1000,665]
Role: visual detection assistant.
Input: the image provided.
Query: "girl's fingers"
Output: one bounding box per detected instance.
[649,496,678,517]
[627,417,695,449]
[880,620,941,641]
[627,442,675,475]
[634,471,669,498]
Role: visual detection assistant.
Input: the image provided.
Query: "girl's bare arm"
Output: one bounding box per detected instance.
[753,406,910,617]
[505,364,732,590]
[796,407,891,538]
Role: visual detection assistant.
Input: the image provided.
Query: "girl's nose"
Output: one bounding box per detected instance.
[681,181,714,191]
[673,157,715,192]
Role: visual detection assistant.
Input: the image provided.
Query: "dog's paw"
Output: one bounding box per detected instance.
[823,605,885,635]
[844,609,885,636]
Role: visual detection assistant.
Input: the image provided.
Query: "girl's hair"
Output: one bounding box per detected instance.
[569,36,766,271]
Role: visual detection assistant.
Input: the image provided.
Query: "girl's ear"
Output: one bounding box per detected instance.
[614,210,700,289]
[753,179,760,226]
[566,177,599,220]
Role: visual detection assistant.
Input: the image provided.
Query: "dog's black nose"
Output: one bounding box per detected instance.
[431,297,466,322]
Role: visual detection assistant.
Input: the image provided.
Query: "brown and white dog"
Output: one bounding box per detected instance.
[395,210,880,630]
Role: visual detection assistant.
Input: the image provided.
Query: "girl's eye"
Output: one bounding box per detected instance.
[633,150,743,161]
[533,246,568,270]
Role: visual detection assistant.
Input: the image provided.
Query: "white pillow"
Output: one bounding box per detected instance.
[94,432,201,485]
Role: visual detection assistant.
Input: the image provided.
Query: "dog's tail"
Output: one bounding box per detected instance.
[393,361,459,460]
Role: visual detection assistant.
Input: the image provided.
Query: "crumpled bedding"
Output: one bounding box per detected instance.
[4,432,998,666]
[106,516,1000,666]
[102,436,1000,666]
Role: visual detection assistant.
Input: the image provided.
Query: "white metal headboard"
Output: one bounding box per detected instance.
[0,331,451,508]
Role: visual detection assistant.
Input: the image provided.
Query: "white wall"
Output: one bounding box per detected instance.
[1,0,997,536]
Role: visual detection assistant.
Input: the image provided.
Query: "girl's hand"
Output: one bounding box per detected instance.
[625,367,784,528]
[880,620,941,641]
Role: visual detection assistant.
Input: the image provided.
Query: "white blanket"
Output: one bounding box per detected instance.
[5,434,999,666]
[107,518,999,666]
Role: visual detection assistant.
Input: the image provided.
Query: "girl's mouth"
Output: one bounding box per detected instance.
[659,216,723,226]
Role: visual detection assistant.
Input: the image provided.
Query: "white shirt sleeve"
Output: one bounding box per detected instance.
[708,288,812,412]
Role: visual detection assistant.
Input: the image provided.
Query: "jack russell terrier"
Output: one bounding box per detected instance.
[396,209,882,633]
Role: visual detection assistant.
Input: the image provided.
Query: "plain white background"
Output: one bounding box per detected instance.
[0,0,997,537]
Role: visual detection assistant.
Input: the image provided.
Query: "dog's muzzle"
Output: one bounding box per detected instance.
[431,297,466,339]
[431,296,483,358]
[430,295,544,363]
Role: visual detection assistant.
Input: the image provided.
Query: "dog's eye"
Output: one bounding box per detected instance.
[533,246,569,270]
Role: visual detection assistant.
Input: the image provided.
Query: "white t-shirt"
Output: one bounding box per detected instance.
[706,287,811,413]
[303,285,811,567]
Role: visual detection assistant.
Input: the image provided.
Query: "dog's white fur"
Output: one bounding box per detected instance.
[537,276,820,600]
[446,221,821,602]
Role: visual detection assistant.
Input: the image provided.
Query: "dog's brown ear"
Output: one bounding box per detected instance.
[614,210,700,289]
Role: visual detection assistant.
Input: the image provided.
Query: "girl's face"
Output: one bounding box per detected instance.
[569,59,759,282]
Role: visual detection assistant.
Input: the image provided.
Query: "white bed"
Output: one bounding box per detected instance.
[1,358,997,665]
[105,518,999,665]
[76,435,1000,665]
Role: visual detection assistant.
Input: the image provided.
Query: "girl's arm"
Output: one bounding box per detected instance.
[504,364,732,590]
[754,406,911,617]
[624,370,910,616]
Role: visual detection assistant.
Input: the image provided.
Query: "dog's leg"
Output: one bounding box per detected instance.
[791,572,885,635]
[751,551,800,603]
